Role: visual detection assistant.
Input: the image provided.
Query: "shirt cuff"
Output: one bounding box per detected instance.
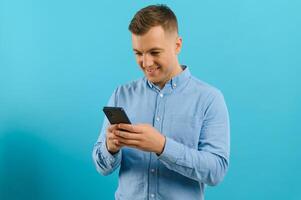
[157,137,185,163]
[100,140,121,164]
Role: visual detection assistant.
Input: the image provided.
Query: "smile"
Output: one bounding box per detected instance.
[146,67,160,74]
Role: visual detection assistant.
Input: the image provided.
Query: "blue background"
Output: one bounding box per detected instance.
[1,0,300,199]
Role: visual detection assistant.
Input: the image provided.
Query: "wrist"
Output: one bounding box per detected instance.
[106,139,119,155]
[156,135,166,155]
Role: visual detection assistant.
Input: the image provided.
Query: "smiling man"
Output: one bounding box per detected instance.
[92,4,230,200]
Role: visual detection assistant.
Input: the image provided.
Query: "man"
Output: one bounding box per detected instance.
[92,4,230,200]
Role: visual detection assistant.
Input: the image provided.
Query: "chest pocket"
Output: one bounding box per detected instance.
[165,115,202,149]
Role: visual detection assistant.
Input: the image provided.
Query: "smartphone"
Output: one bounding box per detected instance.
[103,107,131,124]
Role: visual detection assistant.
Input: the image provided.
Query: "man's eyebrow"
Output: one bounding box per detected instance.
[133,47,164,53]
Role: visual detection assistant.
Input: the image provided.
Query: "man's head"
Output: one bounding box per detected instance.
[129,4,183,88]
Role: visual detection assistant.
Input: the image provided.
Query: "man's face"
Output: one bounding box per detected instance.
[132,26,182,88]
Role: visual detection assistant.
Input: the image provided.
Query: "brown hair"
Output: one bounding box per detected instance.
[128,4,178,35]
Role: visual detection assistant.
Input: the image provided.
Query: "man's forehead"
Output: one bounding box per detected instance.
[132,31,165,44]
[131,26,169,52]
[132,37,165,52]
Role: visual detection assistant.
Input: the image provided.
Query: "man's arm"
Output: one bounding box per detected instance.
[158,90,230,185]
[92,89,122,176]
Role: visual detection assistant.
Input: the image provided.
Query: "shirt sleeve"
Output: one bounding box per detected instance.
[92,88,122,176]
[158,90,230,186]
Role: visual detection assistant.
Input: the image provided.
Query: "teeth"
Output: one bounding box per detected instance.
[147,67,158,72]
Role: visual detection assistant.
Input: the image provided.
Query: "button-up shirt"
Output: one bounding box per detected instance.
[92,66,230,200]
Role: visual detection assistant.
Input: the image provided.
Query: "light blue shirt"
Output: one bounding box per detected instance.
[92,66,230,200]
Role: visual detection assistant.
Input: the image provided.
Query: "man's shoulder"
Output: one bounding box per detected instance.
[189,75,222,97]
[115,77,146,93]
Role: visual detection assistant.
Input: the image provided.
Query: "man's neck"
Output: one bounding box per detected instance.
[157,64,183,89]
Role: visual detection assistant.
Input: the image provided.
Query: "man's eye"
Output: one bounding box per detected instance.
[135,52,142,56]
[151,52,160,56]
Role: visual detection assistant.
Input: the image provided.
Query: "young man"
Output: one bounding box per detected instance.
[93,4,230,200]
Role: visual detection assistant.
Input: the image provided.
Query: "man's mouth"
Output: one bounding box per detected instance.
[146,67,160,75]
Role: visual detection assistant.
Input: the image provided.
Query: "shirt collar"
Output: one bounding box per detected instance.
[146,65,191,91]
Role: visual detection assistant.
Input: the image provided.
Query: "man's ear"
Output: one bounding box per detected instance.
[175,36,182,55]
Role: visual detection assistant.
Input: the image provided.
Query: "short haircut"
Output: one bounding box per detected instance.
[128,4,178,35]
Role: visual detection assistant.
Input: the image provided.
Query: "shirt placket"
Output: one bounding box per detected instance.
[148,88,166,200]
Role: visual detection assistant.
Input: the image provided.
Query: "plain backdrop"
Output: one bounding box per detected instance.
[1,0,300,199]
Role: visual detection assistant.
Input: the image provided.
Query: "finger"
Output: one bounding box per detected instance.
[118,124,141,133]
[114,130,142,140]
[108,124,118,132]
[108,132,123,141]
[113,139,123,147]
[107,133,116,140]
[115,137,140,146]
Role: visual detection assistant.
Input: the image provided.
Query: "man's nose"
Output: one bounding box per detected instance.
[142,54,154,68]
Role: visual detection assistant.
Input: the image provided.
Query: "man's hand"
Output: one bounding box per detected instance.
[106,124,123,154]
[113,123,166,155]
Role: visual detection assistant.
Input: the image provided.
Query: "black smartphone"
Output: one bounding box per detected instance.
[103,107,131,124]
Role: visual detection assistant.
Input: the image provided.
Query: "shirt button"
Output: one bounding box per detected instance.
[159,93,163,98]
[156,117,160,121]
[150,194,155,198]
[150,169,155,173]
[173,83,177,88]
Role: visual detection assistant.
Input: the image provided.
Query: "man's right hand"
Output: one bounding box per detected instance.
[106,124,122,154]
